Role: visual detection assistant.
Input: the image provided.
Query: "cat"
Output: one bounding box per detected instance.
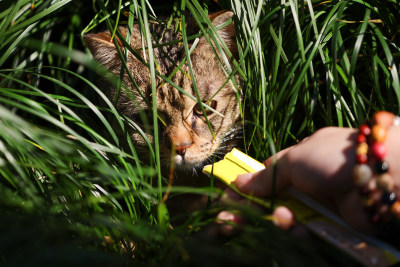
[84,10,241,215]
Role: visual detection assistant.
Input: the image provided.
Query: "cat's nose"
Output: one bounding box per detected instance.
[175,142,192,156]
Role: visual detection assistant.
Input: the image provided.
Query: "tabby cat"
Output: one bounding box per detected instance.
[84,11,241,212]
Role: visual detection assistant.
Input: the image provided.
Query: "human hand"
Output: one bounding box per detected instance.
[233,126,400,233]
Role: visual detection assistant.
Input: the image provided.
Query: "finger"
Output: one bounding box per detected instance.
[220,188,267,213]
[234,155,291,197]
[263,137,312,167]
[263,146,292,167]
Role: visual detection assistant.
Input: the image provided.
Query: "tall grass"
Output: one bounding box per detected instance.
[231,0,400,159]
[0,0,399,265]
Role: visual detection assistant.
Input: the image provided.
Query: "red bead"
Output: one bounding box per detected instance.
[371,142,387,160]
[360,124,371,136]
[356,133,367,144]
[356,154,368,164]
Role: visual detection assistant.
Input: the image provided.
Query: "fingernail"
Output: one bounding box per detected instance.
[216,211,236,222]
[216,211,244,226]
[215,211,243,236]
[273,206,295,230]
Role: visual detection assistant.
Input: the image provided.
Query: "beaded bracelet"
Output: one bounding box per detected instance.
[353,111,400,227]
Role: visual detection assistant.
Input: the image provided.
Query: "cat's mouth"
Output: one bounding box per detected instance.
[159,142,215,171]
[171,153,206,171]
[164,128,241,171]
[166,139,223,171]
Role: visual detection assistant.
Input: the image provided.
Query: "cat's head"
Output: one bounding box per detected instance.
[84,11,240,170]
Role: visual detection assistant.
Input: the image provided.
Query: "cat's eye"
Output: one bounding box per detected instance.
[193,100,217,117]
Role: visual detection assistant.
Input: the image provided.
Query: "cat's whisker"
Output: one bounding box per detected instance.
[220,136,243,144]
[212,151,226,156]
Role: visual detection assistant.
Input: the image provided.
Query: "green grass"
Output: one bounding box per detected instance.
[0,0,399,265]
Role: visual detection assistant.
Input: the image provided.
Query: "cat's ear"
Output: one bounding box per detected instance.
[207,10,237,57]
[83,28,126,66]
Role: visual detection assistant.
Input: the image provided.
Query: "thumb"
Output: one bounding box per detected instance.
[234,155,291,197]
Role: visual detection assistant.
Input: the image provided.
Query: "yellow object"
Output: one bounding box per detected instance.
[202,148,265,184]
[203,148,272,209]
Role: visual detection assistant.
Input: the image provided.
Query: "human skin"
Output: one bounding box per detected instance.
[232,126,400,233]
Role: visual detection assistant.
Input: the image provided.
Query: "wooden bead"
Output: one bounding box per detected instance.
[356,142,368,155]
[353,164,373,186]
[371,142,387,160]
[377,173,394,191]
[372,111,395,129]
[371,125,387,142]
